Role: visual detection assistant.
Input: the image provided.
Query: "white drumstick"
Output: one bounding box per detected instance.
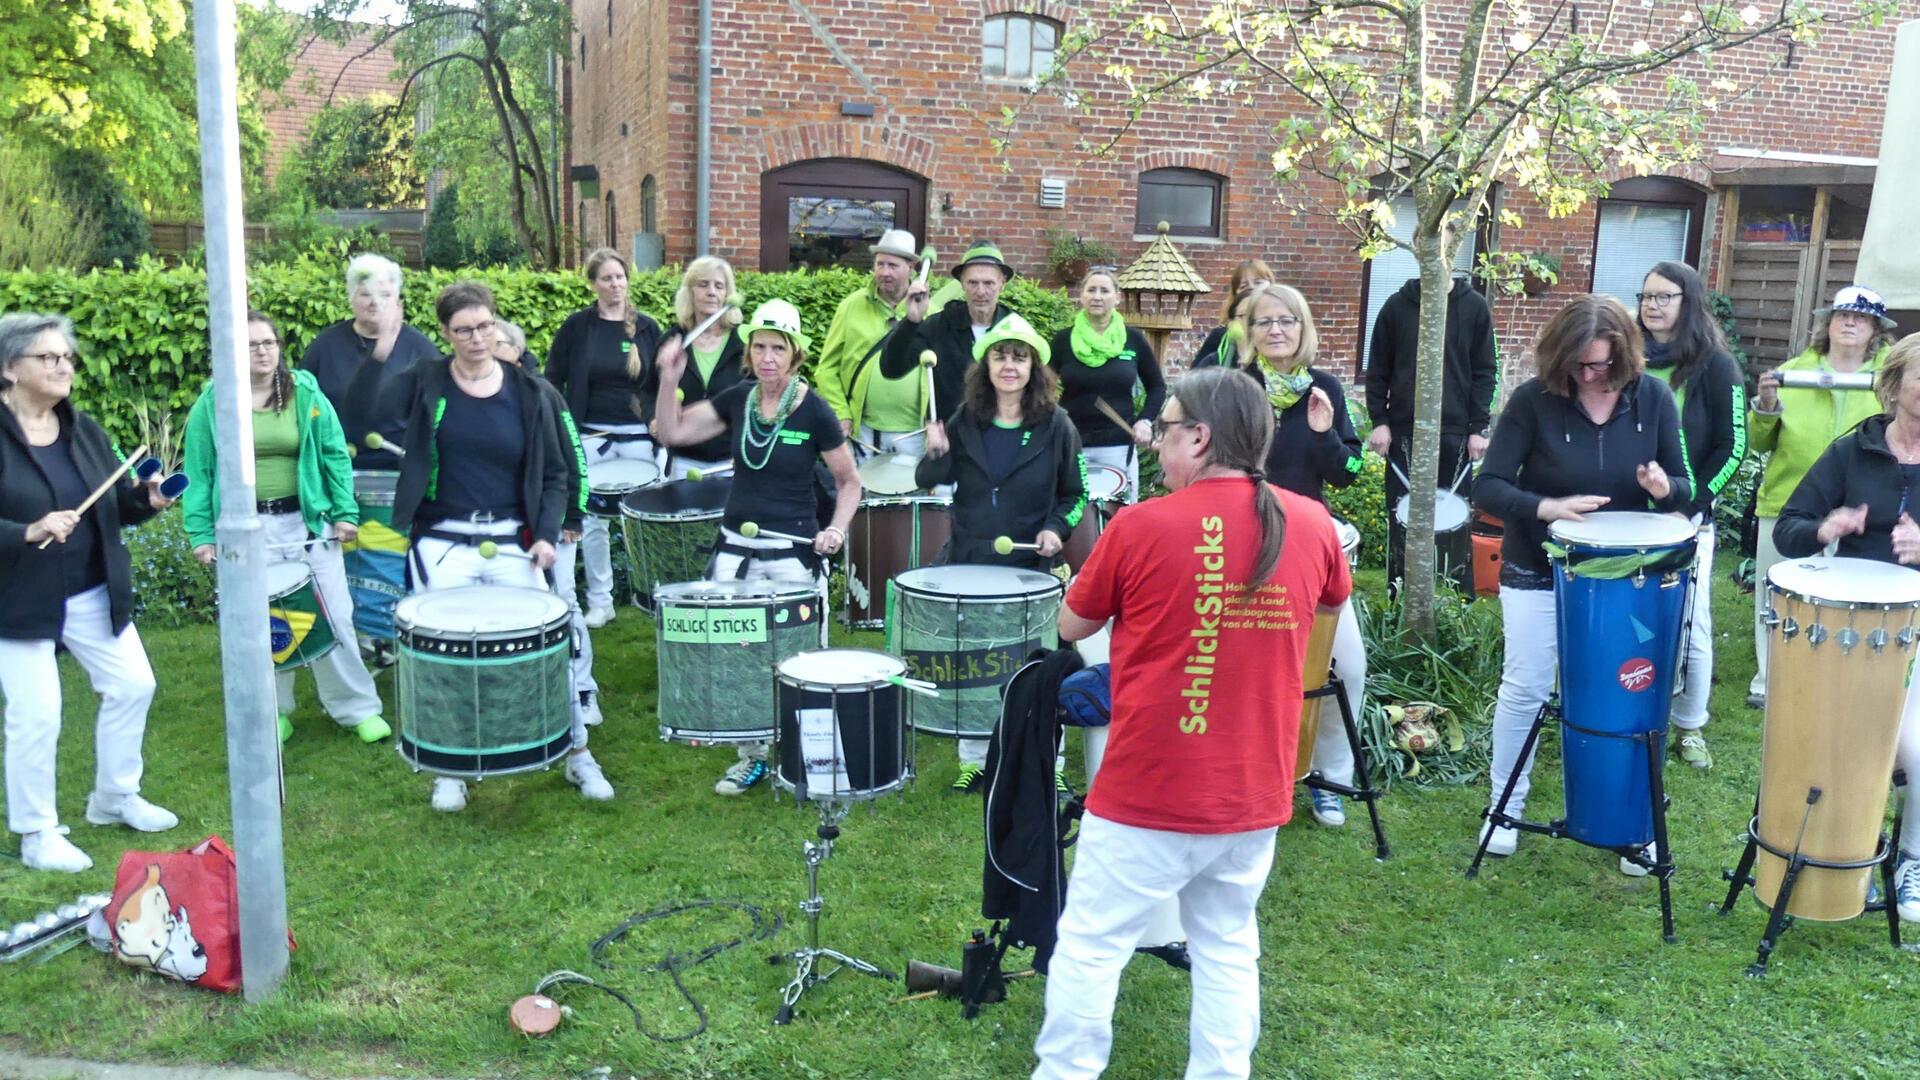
[682,290,746,344]
[364,433,405,458]
[476,540,533,561]
[739,521,815,545]
[687,464,736,481]
[994,536,1042,554]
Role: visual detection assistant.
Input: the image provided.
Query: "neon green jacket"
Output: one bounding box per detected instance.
[1749,344,1890,518]
[181,368,358,547]
[813,278,962,426]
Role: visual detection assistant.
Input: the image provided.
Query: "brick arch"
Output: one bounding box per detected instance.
[979,0,1073,24]
[1598,164,1713,189]
[756,123,937,180]
[1134,149,1234,179]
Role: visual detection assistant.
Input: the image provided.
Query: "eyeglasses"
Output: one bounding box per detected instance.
[1250,316,1301,333]
[1635,291,1683,309]
[1153,416,1199,441]
[20,351,76,369]
[1577,357,1616,372]
[448,321,496,341]
[247,339,279,354]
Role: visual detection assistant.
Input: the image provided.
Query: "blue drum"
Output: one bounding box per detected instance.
[1548,512,1697,848]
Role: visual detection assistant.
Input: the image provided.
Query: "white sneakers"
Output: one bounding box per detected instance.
[85,792,180,833]
[1480,821,1519,857]
[566,751,614,801]
[583,605,616,629]
[22,828,92,873]
[580,693,604,727]
[431,778,469,813]
[1620,842,1661,878]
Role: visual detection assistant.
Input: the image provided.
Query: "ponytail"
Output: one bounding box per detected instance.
[1169,368,1286,586]
[1249,472,1286,587]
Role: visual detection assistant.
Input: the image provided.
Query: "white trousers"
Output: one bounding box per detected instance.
[264,513,382,724]
[1082,444,1139,504]
[1310,602,1365,786]
[580,425,660,611]
[666,455,728,481]
[711,527,827,760]
[1672,524,1716,731]
[1033,813,1278,1080]
[1489,587,1557,816]
[1,584,158,835]
[1751,515,1784,698]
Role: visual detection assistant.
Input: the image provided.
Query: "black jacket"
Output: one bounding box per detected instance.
[982,647,1086,974]
[1194,324,1238,370]
[915,407,1087,566]
[299,318,440,470]
[1047,325,1166,448]
[543,306,665,426]
[1364,277,1497,437]
[0,402,157,639]
[880,298,1013,421]
[1775,414,1910,563]
[1646,345,1747,519]
[1474,376,1692,580]
[380,358,575,547]
[1190,354,1365,502]
[668,329,749,463]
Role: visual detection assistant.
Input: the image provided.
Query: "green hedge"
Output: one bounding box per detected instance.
[0,259,1077,460]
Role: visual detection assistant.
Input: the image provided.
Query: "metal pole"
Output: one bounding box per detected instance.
[193,0,289,1003]
[696,0,713,257]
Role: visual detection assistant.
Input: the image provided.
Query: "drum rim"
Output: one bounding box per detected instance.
[893,566,1066,601]
[587,460,664,493]
[1546,510,1697,548]
[855,493,952,509]
[1084,463,1128,500]
[658,724,778,743]
[264,561,313,598]
[777,647,907,688]
[621,505,725,522]
[1767,556,1920,608]
[1392,489,1472,531]
[393,585,571,636]
[618,481,730,520]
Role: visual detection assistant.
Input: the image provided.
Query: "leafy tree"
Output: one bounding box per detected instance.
[52,146,151,267]
[1029,0,1897,635]
[0,143,100,271]
[290,95,425,209]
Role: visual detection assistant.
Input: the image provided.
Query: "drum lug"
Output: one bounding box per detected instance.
[1901,626,1916,650]
[1761,605,1781,628]
[1779,616,1799,641]
[1868,627,1889,654]
[1804,623,1828,648]
[1836,627,1860,654]
[1632,571,1648,590]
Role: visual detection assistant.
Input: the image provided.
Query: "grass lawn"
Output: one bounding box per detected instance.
[3,568,1918,1079]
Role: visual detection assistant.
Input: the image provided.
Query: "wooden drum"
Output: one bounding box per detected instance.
[1758,557,1920,920]
[1293,609,1341,782]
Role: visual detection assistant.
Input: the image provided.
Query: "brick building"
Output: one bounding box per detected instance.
[564,0,1918,378]
[260,24,405,178]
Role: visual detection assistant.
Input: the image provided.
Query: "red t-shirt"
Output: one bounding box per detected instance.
[1066,476,1352,833]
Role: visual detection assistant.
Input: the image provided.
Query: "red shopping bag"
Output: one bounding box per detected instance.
[106,835,293,993]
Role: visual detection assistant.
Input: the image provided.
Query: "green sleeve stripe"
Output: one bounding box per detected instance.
[1064,450,1089,529]
[425,396,446,501]
[560,411,588,513]
[1706,382,1747,498]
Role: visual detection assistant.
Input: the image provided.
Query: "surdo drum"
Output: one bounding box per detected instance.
[890,565,1063,738]
[266,561,337,673]
[619,478,730,614]
[654,580,823,744]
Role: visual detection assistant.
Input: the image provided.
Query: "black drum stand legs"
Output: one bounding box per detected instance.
[771,802,895,1023]
[1299,673,1391,860]
[1465,698,1678,944]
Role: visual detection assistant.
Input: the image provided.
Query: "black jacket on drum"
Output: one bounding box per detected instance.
[379,358,576,548]
[914,408,1087,569]
[1775,414,1911,565]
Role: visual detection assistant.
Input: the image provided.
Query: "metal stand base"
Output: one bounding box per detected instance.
[771,803,895,1024]
[1300,673,1390,860]
[1717,770,1907,977]
[1465,697,1678,944]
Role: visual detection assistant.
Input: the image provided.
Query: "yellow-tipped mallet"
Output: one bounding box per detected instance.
[686,463,736,481]
[684,290,746,342]
[476,540,533,561]
[918,349,938,368]
[994,535,1042,555]
[364,432,405,457]
[739,521,816,545]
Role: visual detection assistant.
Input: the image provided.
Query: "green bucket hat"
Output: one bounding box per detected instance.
[950,242,1016,281]
[736,298,812,353]
[972,312,1050,365]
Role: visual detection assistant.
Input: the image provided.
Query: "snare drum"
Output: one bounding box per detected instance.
[858,453,923,497]
[586,458,662,519]
[845,495,951,628]
[774,649,911,800]
[619,478,731,614]
[890,565,1063,738]
[1333,518,1361,571]
[1063,465,1128,572]
[1757,557,1920,919]
[394,586,574,778]
[1394,489,1471,535]
[1548,512,1698,848]
[266,561,337,673]
[342,470,408,640]
[654,580,823,744]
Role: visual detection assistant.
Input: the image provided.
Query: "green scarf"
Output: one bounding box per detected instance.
[1255,355,1315,411]
[1070,310,1129,367]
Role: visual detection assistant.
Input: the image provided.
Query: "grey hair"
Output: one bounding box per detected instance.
[494,319,527,352]
[345,253,404,301]
[0,312,77,387]
[1168,367,1285,585]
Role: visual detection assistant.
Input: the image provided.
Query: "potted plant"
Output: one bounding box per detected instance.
[1044,229,1119,285]
[1518,252,1561,297]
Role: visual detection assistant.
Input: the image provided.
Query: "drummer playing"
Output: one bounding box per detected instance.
[1773,332,1920,923]
[815,228,953,458]
[1472,294,1690,869]
[381,281,615,812]
[915,312,1088,793]
[653,298,862,796]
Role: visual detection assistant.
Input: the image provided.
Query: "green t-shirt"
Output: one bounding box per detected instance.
[692,344,725,388]
[1644,365,1684,411]
[861,366,924,432]
[253,405,300,501]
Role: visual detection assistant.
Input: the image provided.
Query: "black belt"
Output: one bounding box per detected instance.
[257,496,300,515]
[420,526,522,546]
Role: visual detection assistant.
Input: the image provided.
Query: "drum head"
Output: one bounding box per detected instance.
[1332,518,1361,556]
[620,476,731,519]
[588,458,662,492]
[859,453,922,496]
[778,648,906,685]
[1548,511,1695,550]
[395,586,568,634]
[895,564,1061,599]
[1086,465,1127,502]
[656,579,816,604]
[1769,556,1920,606]
[264,561,311,598]
[1394,490,1470,533]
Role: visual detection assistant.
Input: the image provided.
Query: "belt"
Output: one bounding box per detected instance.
[421,526,522,546]
[257,496,300,515]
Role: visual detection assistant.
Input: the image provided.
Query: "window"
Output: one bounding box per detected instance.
[640,175,658,234]
[983,14,1059,80]
[759,159,927,271]
[1589,177,1706,307]
[1360,195,1480,363]
[605,193,618,252]
[1136,168,1224,238]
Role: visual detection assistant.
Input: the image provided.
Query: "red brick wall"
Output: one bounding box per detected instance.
[261,25,406,178]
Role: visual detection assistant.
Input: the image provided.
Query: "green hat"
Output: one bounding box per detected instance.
[972,312,1050,365]
[736,298,812,353]
[951,242,1016,281]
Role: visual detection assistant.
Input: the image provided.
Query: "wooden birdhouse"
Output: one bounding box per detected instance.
[1114,221,1211,362]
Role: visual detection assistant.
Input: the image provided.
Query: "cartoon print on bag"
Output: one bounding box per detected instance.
[113,864,209,982]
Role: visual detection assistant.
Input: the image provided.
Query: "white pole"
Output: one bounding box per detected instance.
[193,0,289,1003]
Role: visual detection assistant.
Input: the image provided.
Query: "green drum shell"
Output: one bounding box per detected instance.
[654,581,823,743]
[889,566,1063,738]
[266,562,337,673]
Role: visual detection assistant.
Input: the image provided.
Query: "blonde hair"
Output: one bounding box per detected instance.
[673,256,743,333]
[1874,333,1920,414]
[584,247,642,379]
[1234,283,1319,370]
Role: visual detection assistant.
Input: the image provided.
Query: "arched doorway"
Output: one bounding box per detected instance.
[759,158,928,272]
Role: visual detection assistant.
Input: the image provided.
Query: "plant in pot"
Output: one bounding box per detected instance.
[1044,229,1119,285]
[1517,252,1561,296]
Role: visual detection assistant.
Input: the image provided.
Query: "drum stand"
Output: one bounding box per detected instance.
[771,801,896,1024]
[1465,696,1678,944]
[1300,672,1391,860]
[1716,770,1906,977]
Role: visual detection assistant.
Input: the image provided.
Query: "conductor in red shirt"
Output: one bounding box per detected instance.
[1031,367,1353,1080]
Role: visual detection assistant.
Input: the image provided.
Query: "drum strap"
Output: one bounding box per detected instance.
[409,526,532,589]
[590,431,656,447]
[715,539,822,578]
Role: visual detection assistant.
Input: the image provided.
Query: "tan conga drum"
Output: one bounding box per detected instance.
[1294,609,1341,782]
[1758,557,1920,920]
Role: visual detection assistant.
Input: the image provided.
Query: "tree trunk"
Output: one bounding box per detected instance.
[1401,222,1454,638]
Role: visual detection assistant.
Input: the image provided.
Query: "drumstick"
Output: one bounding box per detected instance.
[682,290,746,344]
[914,246,937,288]
[36,443,146,550]
[476,540,533,561]
[686,464,735,481]
[921,350,938,430]
[849,434,883,456]
[993,536,1042,554]
[364,433,406,458]
[1093,397,1136,437]
[738,521,816,545]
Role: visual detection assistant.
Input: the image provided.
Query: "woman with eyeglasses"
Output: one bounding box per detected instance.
[1048,267,1162,501]
[1192,259,1275,370]
[182,310,386,748]
[1745,284,1899,708]
[1472,295,1690,868]
[1195,282,1367,828]
[1635,262,1746,769]
[0,313,180,873]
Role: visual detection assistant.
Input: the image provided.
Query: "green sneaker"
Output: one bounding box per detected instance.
[952,762,985,794]
[277,714,293,745]
[353,716,392,743]
[1675,731,1712,769]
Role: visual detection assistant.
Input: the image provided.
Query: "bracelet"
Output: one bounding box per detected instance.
[823,526,846,540]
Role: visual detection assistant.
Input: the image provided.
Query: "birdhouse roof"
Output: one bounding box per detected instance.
[1115,222,1211,295]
